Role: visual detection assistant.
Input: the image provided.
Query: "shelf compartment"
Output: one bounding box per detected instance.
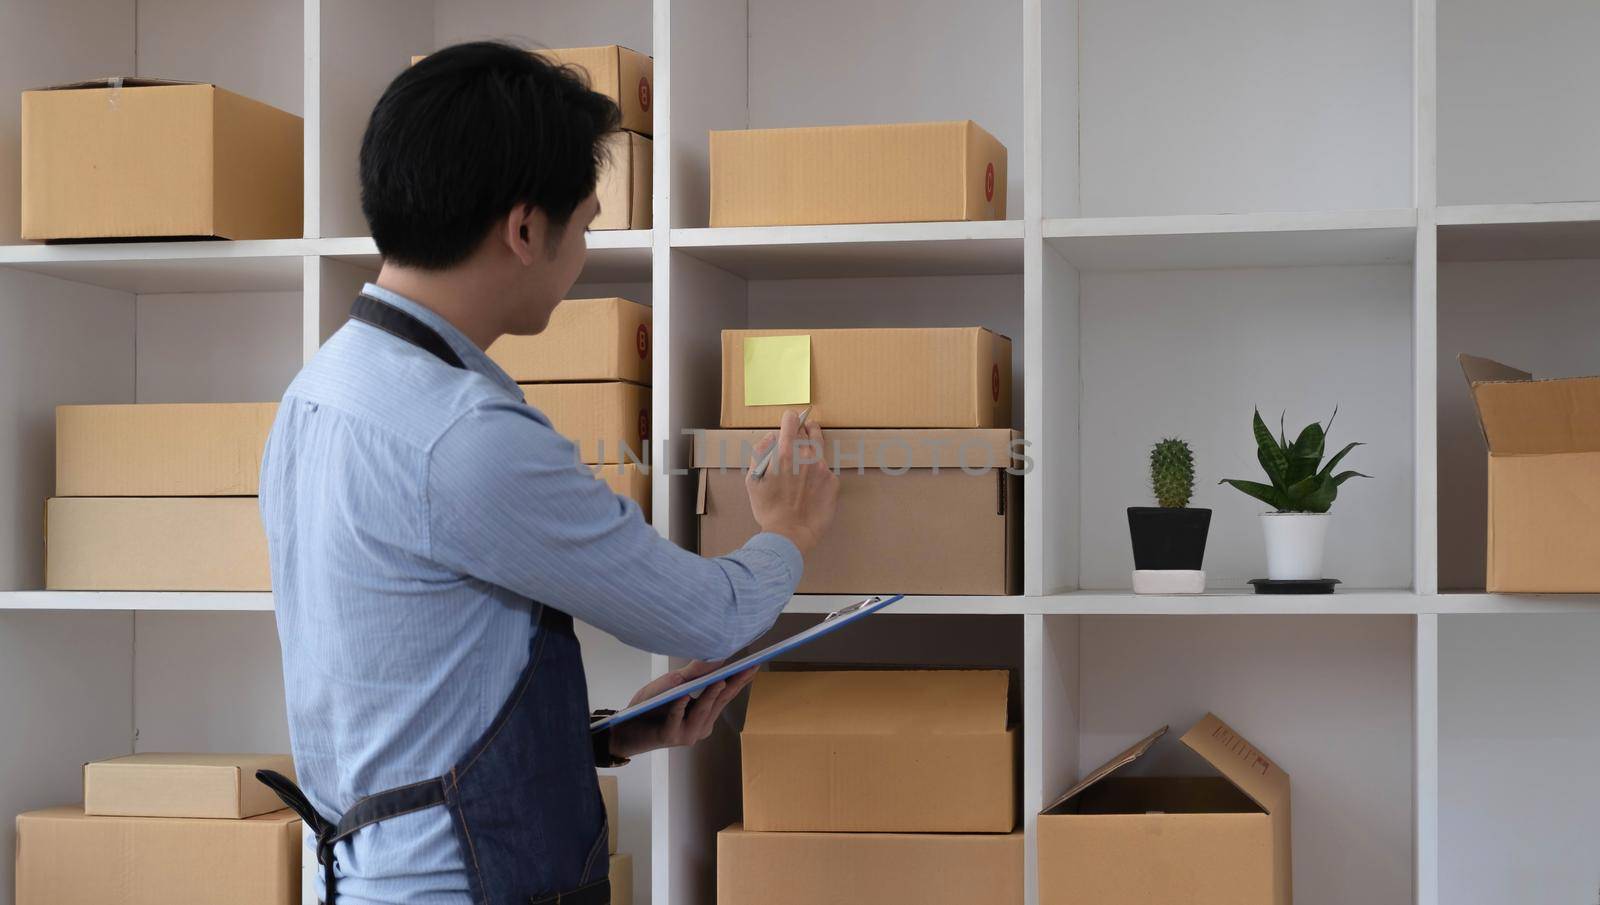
[670,221,1023,279]
[0,241,311,293]
[1437,203,1600,262]
[1045,210,1417,271]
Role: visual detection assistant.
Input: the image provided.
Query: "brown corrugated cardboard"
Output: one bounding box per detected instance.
[594,130,651,230]
[1460,354,1600,591]
[488,298,652,383]
[718,824,1023,905]
[742,669,1016,832]
[541,46,653,136]
[599,773,620,853]
[84,753,295,819]
[412,46,653,136]
[522,382,650,465]
[595,464,651,521]
[610,853,633,905]
[710,121,1007,227]
[721,327,1012,428]
[56,403,277,497]
[1037,714,1291,905]
[46,497,269,591]
[15,806,300,905]
[696,429,1021,594]
[22,79,302,240]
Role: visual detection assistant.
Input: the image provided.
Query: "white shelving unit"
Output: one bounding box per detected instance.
[0,1,1596,904]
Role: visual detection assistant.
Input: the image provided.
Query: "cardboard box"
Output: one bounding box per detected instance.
[718,824,1023,905]
[594,130,651,230]
[412,46,652,135]
[1460,354,1600,592]
[710,121,1006,227]
[22,79,302,241]
[696,429,1021,594]
[1037,714,1291,905]
[596,464,651,521]
[15,806,300,905]
[46,497,269,591]
[610,853,633,905]
[599,773,620,853]
[85,753,295,820]
[488,298,652,383]
[522,382,650,465]
[56,403,277,497]
[721,327,1012,428]
[742,669,1016,832]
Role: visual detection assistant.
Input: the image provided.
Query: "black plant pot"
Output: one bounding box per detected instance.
[1127,507,1212,571]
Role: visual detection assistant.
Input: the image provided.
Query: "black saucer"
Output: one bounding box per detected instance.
[1249,578,1341,595]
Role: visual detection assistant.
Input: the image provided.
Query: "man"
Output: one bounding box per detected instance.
[257,42,838,905]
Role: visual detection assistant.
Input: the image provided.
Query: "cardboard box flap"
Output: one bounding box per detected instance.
[1459,353,1600,454]
[744,669,1009,735]
[34,76,206,91]
[1041,726,1167,813]
[694,429,1019,469]
[1179,713,1290,816]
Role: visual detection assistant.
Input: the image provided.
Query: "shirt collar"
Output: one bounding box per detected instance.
[359,283,522,398]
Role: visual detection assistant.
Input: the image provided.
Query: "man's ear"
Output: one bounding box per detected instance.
[501,203,544,267]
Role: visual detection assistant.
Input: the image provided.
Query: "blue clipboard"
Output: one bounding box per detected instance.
[589,594,904,733]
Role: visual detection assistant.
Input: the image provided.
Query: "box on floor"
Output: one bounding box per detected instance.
[85,752,295,820]
[15,806,300,905]
[718,825,1023,905]
[46,497,269,591]
[742,668,1017,832]
[1037,713,1291,905]
[22,79,301,241]
[721,327,1011,429]
[523,382,650,465]
[56,402,277,497]
[696,429,1020,594]
[1460,353,1600,592]
[488,297,652,383]
[710,120,1006,227]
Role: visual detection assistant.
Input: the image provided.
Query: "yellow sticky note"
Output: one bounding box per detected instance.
[743,335,811,406]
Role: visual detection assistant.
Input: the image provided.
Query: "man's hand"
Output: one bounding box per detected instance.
[608,661,759,760]
[746,409,839,554]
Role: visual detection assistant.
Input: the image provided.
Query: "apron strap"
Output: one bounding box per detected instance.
[350,293,467,370]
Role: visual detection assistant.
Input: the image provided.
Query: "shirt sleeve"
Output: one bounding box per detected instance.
[425,398,802,661]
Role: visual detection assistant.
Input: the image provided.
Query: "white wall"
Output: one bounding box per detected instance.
[1438,0,1600,204]
[135,0,303,115]
[1071,0,1412,217]
[1077,264,1415,589]
[1439,614,1600,905]
[1435,259,1600,591]
[1078,615,1415,905]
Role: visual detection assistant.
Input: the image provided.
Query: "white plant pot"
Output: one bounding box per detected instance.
[1260,512,1330,580]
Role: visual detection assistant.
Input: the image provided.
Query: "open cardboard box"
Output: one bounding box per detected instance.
[1460,354,1600,592]
[1037,713,1291,905]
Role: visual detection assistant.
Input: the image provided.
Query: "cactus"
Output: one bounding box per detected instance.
[1150,438,1195,509]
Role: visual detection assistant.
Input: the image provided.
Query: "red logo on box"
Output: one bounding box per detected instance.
[636,324,649,359]
[638,409,650,440]
[984,163,995,202]
[991,364,1001,402]
[638,77,651,112]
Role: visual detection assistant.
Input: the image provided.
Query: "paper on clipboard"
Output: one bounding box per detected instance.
[589,594,903,732]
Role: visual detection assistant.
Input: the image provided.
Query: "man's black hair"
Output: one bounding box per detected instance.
[359,41,622,269]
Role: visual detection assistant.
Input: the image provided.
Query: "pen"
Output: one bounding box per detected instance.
[749,407,810,479]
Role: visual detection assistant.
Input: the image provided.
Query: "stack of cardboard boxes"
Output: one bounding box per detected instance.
[412,45,652,230]
[697,326,1020,594]
[489,297,654,517]
[47,403,276,590]
[719,669,1023,905]
[16,753,302,904]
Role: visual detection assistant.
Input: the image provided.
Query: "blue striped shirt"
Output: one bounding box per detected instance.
[260,283,801,904]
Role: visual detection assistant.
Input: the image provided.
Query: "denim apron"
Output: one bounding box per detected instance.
[258,294,612,905]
